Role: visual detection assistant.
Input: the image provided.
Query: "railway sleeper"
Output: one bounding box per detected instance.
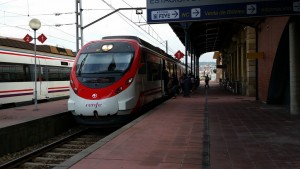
[22,162,57,167]
[32,157,65,163]
[60,144,89,149]
[44,152,74,158]
[52,148,82,154]
[74,138,100,142]
[68,140,90,144]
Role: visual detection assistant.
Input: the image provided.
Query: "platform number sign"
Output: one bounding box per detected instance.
[23,34,33,43]
[23,33,47,44]
[37,34,47,44]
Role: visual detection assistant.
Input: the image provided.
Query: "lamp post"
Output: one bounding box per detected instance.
[29,18,41,110]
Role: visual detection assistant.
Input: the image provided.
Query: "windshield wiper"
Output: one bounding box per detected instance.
[77,55,88,76]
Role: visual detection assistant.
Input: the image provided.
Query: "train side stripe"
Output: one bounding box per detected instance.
[0,50,74,62]
[0,86,69,96]
[48,89,69,93]
[0,89,33,93]
[48,86,69,90]
[0,92,33,98]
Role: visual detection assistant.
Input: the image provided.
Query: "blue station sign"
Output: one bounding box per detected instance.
[147,1,300,23]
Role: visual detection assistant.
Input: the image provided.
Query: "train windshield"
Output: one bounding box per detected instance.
[76,52,133,75]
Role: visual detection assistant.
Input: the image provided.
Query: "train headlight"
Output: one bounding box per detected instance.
[126,77,133,84]
[102,44,113,52]
[70,79,78,94]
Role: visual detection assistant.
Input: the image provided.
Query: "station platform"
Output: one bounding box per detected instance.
[2,82,300,169]
[56,87,205,169]
[0,99,74,156]
[0,99,69,129]
[57,82,300,169]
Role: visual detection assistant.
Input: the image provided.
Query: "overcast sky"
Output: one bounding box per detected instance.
[0,0,214,62]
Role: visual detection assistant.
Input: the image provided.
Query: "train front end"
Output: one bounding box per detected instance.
[68,39,141,126]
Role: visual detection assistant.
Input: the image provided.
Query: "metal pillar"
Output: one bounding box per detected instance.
[180,22,191,75]
[196,55,200,77]
[165,40,168,54]
[33,30,38,110]
[185,29,188,74]
[76,0,83,52]
[75,1,146,53]
[289,17,300,115]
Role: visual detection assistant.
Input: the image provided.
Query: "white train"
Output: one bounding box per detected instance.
[0,37,74,107]
[68,36,185,126]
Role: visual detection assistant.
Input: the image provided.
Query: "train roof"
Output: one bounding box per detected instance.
[102,36,182,64]
[0,37,75,57]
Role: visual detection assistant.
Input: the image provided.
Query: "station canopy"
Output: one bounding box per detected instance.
[146,0,300,56]
[168,17,262,56]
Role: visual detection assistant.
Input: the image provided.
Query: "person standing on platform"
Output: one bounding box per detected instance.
[171,74,179,99]
[205,74,210,88]
[179,74,185,94]
[162,67,169,96]
[183,74,191,97]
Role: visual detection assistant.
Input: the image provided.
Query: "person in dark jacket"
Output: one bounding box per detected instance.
[205,74,210,88]
[162,67,169,95]
[171,74,179,99]
[183,74,191,97]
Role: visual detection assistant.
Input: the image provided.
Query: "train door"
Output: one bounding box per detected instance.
[145,53,162,103]
[31,59,48,101]
[138,52,147,106]
[38,66,48,99]
[160,59,164,96]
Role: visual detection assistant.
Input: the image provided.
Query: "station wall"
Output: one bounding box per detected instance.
[257,16,290,102]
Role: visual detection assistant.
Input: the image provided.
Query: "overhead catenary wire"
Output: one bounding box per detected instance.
[0,7,76,45]
[0,0,180,55]
[101,0,177,55]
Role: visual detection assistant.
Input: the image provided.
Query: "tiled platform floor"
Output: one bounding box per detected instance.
[207,83,300,169]
[66,87,205,169]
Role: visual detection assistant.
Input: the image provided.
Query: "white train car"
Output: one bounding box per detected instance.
[0,37,75,107]
[68,36,185,126]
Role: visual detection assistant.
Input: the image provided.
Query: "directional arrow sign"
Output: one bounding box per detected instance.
[247,4,257,15]
[37,33,47,44]
[191,8,201,18]
[151,10,179,21]
[147,1,300,23]
[23,34,33,43]
[294,1,300,12]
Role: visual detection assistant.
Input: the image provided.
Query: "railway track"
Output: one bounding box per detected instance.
[0,127,118,169]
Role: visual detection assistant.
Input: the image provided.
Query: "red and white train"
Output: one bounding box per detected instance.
[0,37,75,108]
[68,36,185,125]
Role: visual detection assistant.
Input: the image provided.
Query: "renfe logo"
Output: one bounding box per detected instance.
[92,93,97,98]
[86,102,102,108]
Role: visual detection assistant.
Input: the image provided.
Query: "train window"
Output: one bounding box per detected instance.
[48,67,71,81]
[76,52,133,75]
[147,62,161,81]
[61,67,71,80]
[30,65,46,81]
[114,53,132,72]
[0,63,30,82]
[138,54,146,74]
[48,67,59,81]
